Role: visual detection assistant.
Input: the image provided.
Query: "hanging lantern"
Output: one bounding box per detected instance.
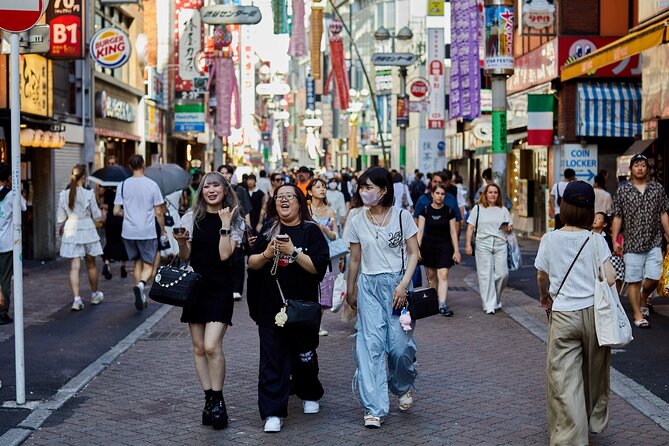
[20,128,35,147]
[59,133,66,148]
[41,131,53,148]
[33,130,44,148]
[213,25,232,51]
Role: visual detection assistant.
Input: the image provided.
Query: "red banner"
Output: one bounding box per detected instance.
[47,0,85,58]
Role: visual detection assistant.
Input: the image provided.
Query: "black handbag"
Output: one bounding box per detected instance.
[149,258,202,307]
[400,211,439,319]
[471,204,479,255]
[274,277,321,330]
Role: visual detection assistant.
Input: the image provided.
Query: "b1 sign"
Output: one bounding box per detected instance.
[47,0,85,58]
[0,0,48,33]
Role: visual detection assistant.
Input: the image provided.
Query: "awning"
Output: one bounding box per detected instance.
[576,83,641,138]
[623,138,655,156]
[507,131,527,145]
[561,20,669,82]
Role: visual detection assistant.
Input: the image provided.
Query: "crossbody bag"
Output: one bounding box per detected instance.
[548,237,589,316]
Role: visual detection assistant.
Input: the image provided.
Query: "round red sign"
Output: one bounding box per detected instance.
[409,79,430,99]
[0,0,47,34]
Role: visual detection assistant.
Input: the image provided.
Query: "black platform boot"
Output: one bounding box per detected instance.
[202,390,214,426]
[211,391,228,430]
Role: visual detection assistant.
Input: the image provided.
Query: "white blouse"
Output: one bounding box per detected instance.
[466,205,511,241]
[57,187,101,244]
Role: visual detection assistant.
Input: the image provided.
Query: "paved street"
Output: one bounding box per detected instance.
[1,241,668,445]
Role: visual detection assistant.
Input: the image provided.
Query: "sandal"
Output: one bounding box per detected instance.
[634,318,650,329]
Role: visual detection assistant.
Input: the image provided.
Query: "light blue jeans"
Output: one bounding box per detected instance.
[354,272,417,417]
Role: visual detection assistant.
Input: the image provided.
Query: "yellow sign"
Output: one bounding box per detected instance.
[561,22,668,82]
[16,55,53,117]
[428,0,444,16]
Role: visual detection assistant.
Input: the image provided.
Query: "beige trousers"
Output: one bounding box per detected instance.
[546,307,611,446]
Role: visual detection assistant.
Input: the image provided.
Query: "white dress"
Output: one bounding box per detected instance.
[57,187,103,258]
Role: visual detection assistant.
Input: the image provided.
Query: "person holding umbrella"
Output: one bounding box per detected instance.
[113,155,166,311]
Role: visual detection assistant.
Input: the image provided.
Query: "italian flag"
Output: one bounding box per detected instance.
[527,94,554,146]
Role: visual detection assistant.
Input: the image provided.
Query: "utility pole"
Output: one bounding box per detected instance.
[398,66,408,174]
[484,0,514,204]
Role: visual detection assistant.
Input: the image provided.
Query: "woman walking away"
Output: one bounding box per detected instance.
[465,183,512,314]
[344,166,419,429]
[173,171,243,430]
[417,184,461,317]
[57,165,104,311]
[247,183,329,433]
[535,181,615,445]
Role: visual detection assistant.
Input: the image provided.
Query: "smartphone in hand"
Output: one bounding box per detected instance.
[276,234,289,242]
[499,222,509,230]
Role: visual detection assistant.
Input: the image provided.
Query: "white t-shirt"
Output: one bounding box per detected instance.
[114,176,164,240]
[392,183,413,210]
[550,181,570,214]
[534,231,611,311]
[466,205,511,241]
[0,187,27,253]
[257,177,271,194]
[456,183,467,208]
[594,188,612,214]
[344,207,418,274]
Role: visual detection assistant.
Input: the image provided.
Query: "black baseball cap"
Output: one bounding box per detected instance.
[297,166,312,174]
[629,153,648,167]
[563,181,595,209]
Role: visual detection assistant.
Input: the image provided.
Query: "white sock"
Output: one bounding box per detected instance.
[74,296,82,303]
[137,282,144,290]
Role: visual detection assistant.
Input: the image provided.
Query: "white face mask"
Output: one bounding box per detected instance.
[328,182,337,190]
[360,190,381,207]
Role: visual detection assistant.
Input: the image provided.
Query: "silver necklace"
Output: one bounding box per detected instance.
[367,208,391,239]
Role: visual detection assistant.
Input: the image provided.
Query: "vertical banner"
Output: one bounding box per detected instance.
[240,24,255,145]
[448,0,481,120]
[492,110,507,153]
[47,0,85,58]
[306,73,316,110]
[397,96,409,127]
[428,0,445,16]
[427,28,445,129]
[484,0,514,75]
[174,0,205,93]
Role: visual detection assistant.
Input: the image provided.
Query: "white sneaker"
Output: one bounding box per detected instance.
[363,413,383,428]
[91,291,104,305]
[319,326,328,336]
[233,292,242,301]
[133,283,147,311]
[303,400,320,414]
[398,390,414,411]
[264,416,282,433]
[71,299,84,311]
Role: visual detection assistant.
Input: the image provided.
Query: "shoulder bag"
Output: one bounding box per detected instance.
[591,233,633,348]
[471,205,480,255]
[400,210,439,319]
[149,257,202,307]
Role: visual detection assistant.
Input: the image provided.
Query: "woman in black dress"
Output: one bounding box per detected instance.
[246,183,329,433]
[101,186,128,279]
[417,184,461,317]
[173,171,243,430]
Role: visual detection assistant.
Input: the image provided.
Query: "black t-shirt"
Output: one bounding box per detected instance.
[246,220,329,326]
[420,204,455,242]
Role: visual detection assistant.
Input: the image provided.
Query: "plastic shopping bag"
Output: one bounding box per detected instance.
[330,272,347,313]
[506,233,522,272]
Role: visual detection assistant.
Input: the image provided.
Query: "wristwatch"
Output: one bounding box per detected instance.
[219,228,231,236]
[290,249,299,261]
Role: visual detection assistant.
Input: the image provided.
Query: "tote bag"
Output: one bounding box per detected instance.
[591,234,633,348]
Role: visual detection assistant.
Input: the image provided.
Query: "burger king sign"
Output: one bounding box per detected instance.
[90,27,131,70]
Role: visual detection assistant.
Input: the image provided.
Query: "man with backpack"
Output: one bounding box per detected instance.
[549,169,576,230]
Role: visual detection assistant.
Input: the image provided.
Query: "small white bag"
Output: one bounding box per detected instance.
[591,234,633,348]
[330,272,347,313]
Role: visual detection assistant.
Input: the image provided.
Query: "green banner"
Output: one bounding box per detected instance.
[492,111,507,154]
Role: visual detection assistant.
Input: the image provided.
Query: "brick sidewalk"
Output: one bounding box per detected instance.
[21,263,669,446]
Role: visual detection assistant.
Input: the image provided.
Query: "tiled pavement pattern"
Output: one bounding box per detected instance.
[17,262,669,445]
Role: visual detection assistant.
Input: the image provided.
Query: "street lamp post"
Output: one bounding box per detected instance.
[374,26,413,175]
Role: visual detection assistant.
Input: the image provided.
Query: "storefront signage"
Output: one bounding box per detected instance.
[95,91,136,122]
[146,67,165,106]
[522,0,554,30]
[428,0,444,16]
[240,24,254,145]
[492,110,507,153]
[372,53,416,67]
[427,28,446,128]
[200,5,262,25]
[90,28,131,69]
[397,96,409,127]
[47,0,85,58]
[145,102,164,143]
[178,9,202,82]
[561,144,597,182]
[175,102,205,133]
[558,37,641,79]
[306,74,315,110]
[419,129,445,173]
[375,67,393,94]
[1,25,50,55]
[484,0,514,75]
[507,38,557,94]
[450,1,481,120]
[256,82,290,96]
[409,79,430,100]
[480,89,492,112]
[17,54,52,117]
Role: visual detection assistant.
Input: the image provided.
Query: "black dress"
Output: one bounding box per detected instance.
[102,187,128,261]
[180,212,234,325]
[420,204,456,269]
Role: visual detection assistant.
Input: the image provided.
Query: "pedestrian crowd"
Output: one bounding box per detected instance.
[0,153,665,445]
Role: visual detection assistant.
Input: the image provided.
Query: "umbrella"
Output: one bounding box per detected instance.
[144,163,192,195]
[89,165,132,187]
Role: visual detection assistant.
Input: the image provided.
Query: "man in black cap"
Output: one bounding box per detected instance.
[610,154,669,328]
[296,166,312,198]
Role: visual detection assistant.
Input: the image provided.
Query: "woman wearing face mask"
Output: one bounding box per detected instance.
[465,183,513,314]
[343,167,420,429]
[246,183,329,433]
[57,164,105,311]
[325,178,347,229]
[174,171,244,430]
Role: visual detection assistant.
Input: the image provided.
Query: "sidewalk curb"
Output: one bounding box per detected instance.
[465,273,669,433]
[0,305,172,446]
